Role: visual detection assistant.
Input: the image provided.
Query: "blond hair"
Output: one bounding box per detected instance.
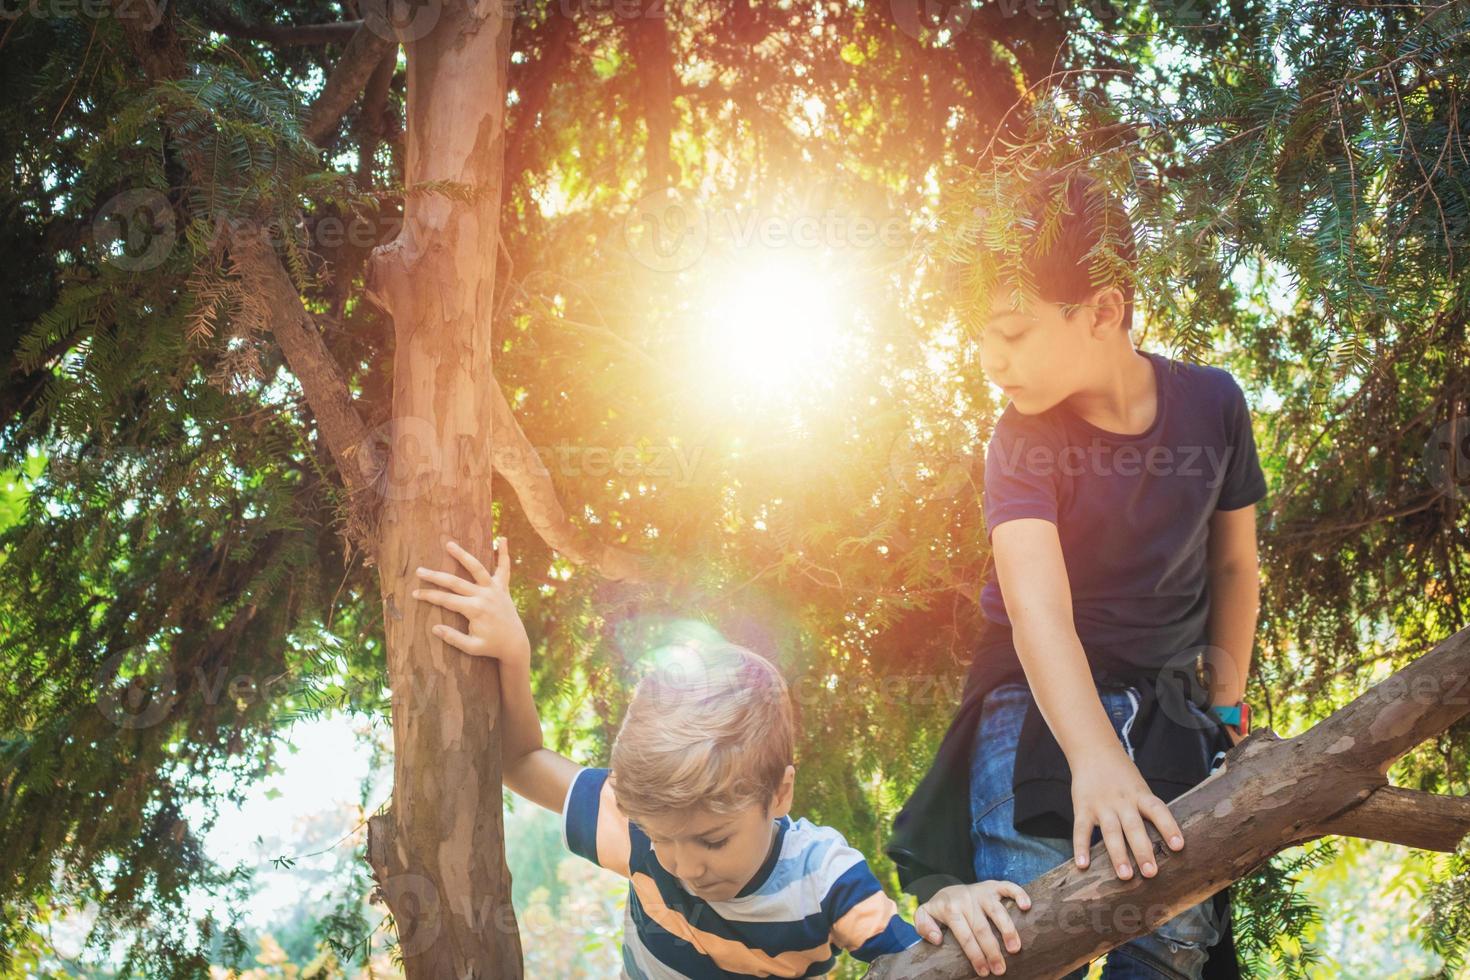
[610,643,794,821]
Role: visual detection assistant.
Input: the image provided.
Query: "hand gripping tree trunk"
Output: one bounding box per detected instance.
[867,624,1470,980]
[358,4,521,977]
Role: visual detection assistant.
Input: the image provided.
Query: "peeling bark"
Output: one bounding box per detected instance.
[867,625,1470,979]
[358,3,524,976]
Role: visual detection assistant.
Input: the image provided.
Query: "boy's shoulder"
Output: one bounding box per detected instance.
[1156,353,1254,430]
[989,352,1247,449]
[1155,351,1249,401]
[772,816,874,889]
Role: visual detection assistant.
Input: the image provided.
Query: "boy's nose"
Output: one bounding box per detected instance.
[662,847,700,881]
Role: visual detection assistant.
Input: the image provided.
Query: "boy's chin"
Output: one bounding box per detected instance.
[1007,389,1056,414]
[686,879,739,901]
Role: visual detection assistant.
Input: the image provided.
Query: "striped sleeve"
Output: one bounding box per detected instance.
[560,767,632,878]
[821,847,923,962]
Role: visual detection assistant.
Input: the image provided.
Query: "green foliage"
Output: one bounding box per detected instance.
[1232,842,1338,978]
[1,0,1468,976]
[1422,846,1470,977]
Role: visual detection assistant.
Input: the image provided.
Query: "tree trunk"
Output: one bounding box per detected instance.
[360,3,522,976]
[866,624,1470,979]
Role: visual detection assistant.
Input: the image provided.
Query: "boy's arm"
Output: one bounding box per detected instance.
[413,538,579,814]
[498,659,582,813]
[1205,374,1267,718]
[823,851,922,963]
[1204,504,1260,709]
[991,518,1185,880]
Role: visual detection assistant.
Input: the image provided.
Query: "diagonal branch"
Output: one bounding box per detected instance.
[484,365,646,582]
[226,229,380,560]
[869,624,1470,979]
[303,23,398,146]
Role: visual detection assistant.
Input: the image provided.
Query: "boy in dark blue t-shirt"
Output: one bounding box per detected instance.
[890,169,1266,979]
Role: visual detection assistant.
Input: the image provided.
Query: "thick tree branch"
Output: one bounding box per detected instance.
[484,372,646,582]
[868,624,1470,979]
[628,5,677,192]
[303,23,398,146]
[197,2,364,46]
[355,47,399,187]
[1310,786,1470,852]
[505,3,575,188]
[227,230,380,559]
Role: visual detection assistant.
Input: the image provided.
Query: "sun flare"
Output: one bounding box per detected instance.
[697,254,850,402]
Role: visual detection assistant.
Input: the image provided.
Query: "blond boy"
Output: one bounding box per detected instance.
[412,537,1032,978]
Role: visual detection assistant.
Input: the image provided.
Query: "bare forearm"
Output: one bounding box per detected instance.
[497,658,546,767]
[499,660,583,813]
[1013,620,1124,765]
[1205,565,1259,704]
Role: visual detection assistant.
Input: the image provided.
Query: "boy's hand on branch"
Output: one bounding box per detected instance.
[914,880,1031,977]
[412,537,530,668]
[1071,746,1184,880]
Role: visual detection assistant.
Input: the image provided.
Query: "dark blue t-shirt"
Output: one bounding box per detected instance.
[978,349,1268,675]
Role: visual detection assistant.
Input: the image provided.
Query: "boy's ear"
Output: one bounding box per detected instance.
[768,764,797,818]
[1085,285,1127,337]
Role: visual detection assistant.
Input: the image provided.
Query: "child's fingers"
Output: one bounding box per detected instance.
[415,567,475,595]
[1098,812,1133,879]
[959,904,1007,976]
[430,622,478,654]
[1140,795,1185,851]
[944,911,987,976]
[492,536,511,587]
[998,881,1031,911]
[981,896,1022,955]
[1072,814,1092,869]
[411,588,475,617]
[445,540,493,587]
[1120,810,1157,877]
[913,905,942,944]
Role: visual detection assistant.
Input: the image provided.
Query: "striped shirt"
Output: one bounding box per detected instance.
[562,767,921,978]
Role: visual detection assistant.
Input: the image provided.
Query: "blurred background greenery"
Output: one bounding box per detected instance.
[2,0,1469,975]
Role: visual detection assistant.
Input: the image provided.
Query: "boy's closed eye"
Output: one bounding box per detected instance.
[648,833,730,850]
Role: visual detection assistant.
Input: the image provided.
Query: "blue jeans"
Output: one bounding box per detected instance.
[970,682,1225,979]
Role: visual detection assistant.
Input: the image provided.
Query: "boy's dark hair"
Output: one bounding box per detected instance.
[1016,168,1138,334]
